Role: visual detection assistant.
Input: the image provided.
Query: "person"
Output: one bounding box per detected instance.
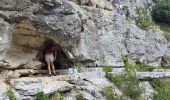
[122,6,130,17]
[44,40,57,76]
[112,0,122,15]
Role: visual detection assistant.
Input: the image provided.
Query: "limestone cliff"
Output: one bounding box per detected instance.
[0,0,169,99]
[0,0,168,68]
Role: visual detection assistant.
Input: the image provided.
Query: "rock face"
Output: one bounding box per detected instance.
[0,0,168,67]
[10,77,75,99]
[0,18,11,61]
[0,0,169,99]
[136,72,170,79]
[139,81,154,100]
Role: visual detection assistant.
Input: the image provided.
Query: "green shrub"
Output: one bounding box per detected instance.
[152,0,170,25]
[135,64,154,72]
[75,91,83,100]
[123,75,141,99]
[102,86,119,100]
[122,56,128,65]
[156,23,170,42]
[135,16,153,30]
[135,6,153,30]
[107,74,125,87]
[103,66,112,73]
[105,57,142,99]
[152,0,160,3]
[124,63,142,99]
[36,92,48,100]
[7,88,17,100]
[49,92,63,100]
[106,73,141,99]
[150,79,170,100]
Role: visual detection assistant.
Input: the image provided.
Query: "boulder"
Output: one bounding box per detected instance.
[139,81,154,100]
[10,77,74,99]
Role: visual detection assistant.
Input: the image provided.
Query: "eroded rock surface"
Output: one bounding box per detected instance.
[10,77,74,99]
[0,0,167,67]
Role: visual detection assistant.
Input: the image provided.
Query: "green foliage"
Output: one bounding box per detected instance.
[135,16,153,30]
[75,91,84,100]
[105,73,125,87]
[105,56,143,99]
[103,66,112,73]
[134,64,154,72]
[123,75,141,99]
[105,64,142,99]
[106,74,141,99]
[135,7,148,17]
[150,78,170,100]
[122,56,153,72]
[122,56,128,65]
[36,92,48,100]
[7,88,17,100]
[156,23,170,42]
[123,63,142,99]
[152,0,170,25]
[102,86,119,100]
[152,0,160,3]
[49,92,63,100]
[135,6,153,30]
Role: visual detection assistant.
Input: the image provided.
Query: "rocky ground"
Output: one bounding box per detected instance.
[0,67,169,100]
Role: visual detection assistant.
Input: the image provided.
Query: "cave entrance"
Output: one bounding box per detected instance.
[37,39,74,70]
[5,19,74,74]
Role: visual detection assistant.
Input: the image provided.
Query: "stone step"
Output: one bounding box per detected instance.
[136,72,170,79]
[153,69,170,72]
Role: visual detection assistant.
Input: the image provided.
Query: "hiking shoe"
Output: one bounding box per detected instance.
[53,73,56,76]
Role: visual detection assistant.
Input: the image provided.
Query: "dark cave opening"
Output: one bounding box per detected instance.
[36,38,75,70]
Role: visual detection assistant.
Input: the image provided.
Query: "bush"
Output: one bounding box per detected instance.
[135,64,154,72]
[135,16,153,29]
[157,23,170,42]
[105,73,141,99]
[49,92,63,100]
[150,79,170,100]
[36,92,48,100]
[103,66,112,73]
[122,56,128,65]
[75,91,84,100]
[105,73,125,87]
[105,56,142,99]
[135,6,153,30]
[152,0,170,24]
[7,88,17,100]
[102,86,119,100]
[123,75,141,99]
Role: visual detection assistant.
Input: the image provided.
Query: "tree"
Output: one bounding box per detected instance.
[152,0,170,24]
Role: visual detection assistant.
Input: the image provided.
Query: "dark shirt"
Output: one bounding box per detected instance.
[45,45,54,55]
